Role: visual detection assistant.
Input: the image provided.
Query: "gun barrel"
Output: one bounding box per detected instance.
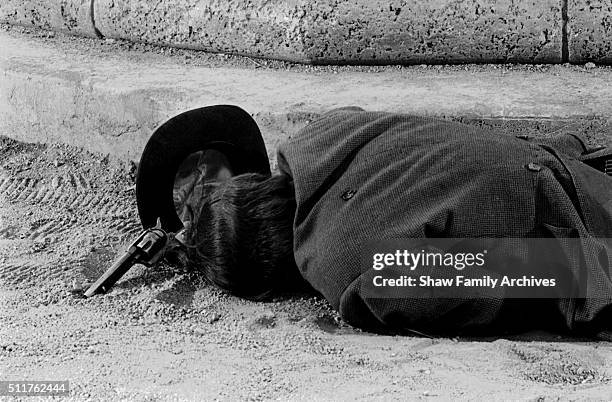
[84,246,141,297]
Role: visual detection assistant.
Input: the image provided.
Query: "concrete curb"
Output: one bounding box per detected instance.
[1,29,612,161]
[93,0,562,64]
[2,1,611,64]
[0,0,591,64]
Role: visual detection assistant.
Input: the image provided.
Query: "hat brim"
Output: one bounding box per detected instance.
[136,105,271,232]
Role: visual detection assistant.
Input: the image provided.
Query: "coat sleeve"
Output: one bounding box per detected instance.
[338,274,506,336]
[530,133,588,158]
[337,243,511,335]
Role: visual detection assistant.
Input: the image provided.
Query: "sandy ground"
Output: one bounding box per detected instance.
[2,121,612,401]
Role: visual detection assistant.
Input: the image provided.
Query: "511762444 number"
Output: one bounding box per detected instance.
[0,381,69,396]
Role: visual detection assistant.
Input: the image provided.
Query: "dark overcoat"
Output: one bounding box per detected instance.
[277,107,612,337]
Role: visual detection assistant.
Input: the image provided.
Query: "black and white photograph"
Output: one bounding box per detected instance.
[2,0,612,400]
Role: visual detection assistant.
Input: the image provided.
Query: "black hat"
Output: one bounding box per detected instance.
[136,105,271,233]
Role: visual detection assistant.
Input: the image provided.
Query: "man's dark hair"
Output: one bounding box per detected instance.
[184,173,299,300]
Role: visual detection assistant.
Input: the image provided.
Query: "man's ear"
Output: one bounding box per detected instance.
[199,149,234,182]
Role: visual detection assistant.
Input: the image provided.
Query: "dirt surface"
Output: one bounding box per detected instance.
[2,123,612,401]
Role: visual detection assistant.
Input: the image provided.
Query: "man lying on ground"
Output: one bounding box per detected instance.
[175,107,612,339]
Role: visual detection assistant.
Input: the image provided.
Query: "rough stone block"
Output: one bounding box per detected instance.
[93,0,308,61]
[568,0,612,63]
[302,0,563,64]
[0,0,97,37]
[94,0,562,64]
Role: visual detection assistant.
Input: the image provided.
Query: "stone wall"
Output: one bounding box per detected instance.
[0,0,609,64]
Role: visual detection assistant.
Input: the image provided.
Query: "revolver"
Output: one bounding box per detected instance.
[84,222,171,297]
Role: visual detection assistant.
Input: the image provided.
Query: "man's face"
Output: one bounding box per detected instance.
[173,149,234,229]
